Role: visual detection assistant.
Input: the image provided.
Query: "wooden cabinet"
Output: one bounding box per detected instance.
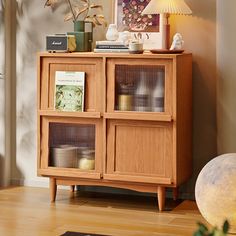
[37,52,192,211]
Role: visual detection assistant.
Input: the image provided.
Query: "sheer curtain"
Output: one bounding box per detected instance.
[0,0,4,76]
[0,0,6,186]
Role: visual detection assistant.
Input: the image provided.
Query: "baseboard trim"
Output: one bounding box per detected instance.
[10,178,70,190]
[10,178,49,188]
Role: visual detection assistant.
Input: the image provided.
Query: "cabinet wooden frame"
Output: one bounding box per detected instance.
[37,52,192,211]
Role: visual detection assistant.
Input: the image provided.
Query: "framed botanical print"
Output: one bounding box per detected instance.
[113,0,165,49]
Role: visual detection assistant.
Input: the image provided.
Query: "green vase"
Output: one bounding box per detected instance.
[67,21,93,52]
[74,21,85,32]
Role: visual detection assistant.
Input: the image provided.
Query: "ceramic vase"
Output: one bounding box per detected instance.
[106,24,119,41]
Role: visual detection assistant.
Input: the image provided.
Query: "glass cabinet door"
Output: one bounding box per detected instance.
[115,65,165,112]
[106,59,173,117]
[49,123,95,170]
[39,116,103,179]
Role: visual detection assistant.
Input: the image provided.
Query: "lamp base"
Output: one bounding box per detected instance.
[165,23,170,49]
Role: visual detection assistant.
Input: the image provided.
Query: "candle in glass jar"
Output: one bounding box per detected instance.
[118,94,132,111]
[79,157,95,170]
[78,149,95,170]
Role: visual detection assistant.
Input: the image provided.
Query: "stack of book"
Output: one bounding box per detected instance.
[94,41,129,53]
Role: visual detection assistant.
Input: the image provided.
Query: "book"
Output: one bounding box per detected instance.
[54,71,85,112]
[96,45,129,49]
[94,48,129,53]
[96,40,125,46]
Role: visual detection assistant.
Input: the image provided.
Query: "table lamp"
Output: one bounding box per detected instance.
[142,0,192,49]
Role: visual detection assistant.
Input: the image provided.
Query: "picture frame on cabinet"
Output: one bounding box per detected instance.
[112,0,165,50]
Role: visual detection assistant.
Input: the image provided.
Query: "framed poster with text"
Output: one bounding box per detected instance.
[113,0,165,49]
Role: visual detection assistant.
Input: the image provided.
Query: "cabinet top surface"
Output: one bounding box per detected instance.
[38,51,192,59]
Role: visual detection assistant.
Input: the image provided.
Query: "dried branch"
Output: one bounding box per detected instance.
[44,0,107,27]
[67,0,76,22]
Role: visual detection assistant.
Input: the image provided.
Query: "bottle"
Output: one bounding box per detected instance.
[152,70,165,112]
[134,71,150,112]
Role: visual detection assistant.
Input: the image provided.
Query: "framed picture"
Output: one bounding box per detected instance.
[113,0,165,49]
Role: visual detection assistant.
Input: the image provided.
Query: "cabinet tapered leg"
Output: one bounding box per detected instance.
[157,186,166,211]
[173,187,178,201]
[70,185,75,192]
[50,178,57,202]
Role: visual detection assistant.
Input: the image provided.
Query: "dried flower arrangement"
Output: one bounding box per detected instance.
[44,0,107,27]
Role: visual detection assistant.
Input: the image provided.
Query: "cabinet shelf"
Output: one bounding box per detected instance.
[104,112,172,122]
[38,110,101,118]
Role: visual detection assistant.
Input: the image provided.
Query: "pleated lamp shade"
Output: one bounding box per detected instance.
[142,0,192,15]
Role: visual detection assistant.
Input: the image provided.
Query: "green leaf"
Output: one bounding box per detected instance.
[212,226,220,235]
[193,231,204,236]
[197,222,208,233]
[223,220,230,234]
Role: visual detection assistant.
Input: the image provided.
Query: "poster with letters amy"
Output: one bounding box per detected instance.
[114,0,165,49]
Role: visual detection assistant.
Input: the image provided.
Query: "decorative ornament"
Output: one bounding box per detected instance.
[170,33,184,50]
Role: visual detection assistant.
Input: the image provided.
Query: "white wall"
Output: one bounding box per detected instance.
[171,0,217,197]
[217,0,236,153]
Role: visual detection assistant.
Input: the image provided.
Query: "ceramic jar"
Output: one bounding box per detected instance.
[106,24,119,41]
[129,41,143,53]
[119,31,131,45]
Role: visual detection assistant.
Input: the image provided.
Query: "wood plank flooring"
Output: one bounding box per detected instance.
[0,186,206,236]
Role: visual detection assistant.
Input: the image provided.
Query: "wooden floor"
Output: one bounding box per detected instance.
[0,186,206,236]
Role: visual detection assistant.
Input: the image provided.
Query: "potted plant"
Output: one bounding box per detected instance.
[44,0,106,27]
[44,0,107,51]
